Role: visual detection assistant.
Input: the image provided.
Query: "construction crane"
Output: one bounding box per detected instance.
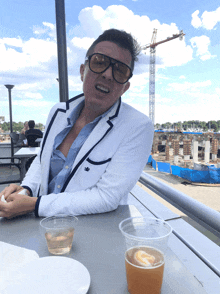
[143,29,185,126]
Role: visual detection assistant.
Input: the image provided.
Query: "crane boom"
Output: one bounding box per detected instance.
[143,30,185,126]
[143,30,185,50]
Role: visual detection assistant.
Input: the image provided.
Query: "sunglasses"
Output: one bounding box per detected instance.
[86,53,133,84]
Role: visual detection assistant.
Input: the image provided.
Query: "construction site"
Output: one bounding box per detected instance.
[151,131,220,168]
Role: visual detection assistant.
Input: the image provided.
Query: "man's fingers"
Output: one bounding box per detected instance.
[1,184,22,200]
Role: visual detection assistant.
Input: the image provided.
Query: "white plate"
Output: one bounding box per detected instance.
[4,256,90,294]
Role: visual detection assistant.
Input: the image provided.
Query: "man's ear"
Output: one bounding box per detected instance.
[80,64,85,82]
[123,81,130,94]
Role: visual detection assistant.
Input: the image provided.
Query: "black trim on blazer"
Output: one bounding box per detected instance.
[40,93,84,160]
[35,196,41,217]
[61,98,121,192]
[21,185,33,196]
[86,158,111,165]
[36,94,121,216]
[61,123,113,192]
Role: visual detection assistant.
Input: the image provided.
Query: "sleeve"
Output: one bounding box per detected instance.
[21,103,61,196]
[36,117,154,217]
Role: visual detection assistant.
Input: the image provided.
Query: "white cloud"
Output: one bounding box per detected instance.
[191,10,202,28]
[190,35,215,60]
[77,5,192,70]
[179,75,186,79]
[0,4,208,124]
[71,37,94,50]
[167,80,212,92]
[154,91,220,124]
[33,22,56,39]
[191,7,220,30]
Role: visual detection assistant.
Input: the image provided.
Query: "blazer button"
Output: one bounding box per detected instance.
[84,167,90,171]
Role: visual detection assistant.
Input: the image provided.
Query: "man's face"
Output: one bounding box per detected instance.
[80,41,132,114]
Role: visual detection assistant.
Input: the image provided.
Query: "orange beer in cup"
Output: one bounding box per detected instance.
[125,246,164,294]
[119,217,172,294]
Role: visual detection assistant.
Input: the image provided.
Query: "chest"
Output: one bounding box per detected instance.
[57,120,86,157]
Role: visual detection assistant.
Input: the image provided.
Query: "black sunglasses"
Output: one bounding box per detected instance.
[86,53,133,84]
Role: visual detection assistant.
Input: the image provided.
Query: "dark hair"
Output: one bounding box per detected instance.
[86,29,141,72]
[28,120,35,129]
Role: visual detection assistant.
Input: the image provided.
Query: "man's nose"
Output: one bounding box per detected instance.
[101,65,113,80]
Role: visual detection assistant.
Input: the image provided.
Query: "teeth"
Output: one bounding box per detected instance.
[96,85,109,93]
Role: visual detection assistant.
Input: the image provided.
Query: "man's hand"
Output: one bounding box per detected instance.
[0,184,36,219]
[0,184,25,199]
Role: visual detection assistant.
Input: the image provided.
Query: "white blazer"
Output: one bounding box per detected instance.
[22,94,154,217]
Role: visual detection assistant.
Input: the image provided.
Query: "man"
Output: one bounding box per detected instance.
[0,29,154,218]
[25,120,43,138]
[25,120,43,147]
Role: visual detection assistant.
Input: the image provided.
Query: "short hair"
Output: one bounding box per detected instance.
[28,120,35,129]
[86,29,141,72]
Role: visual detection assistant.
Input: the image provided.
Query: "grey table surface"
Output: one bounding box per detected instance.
[14,147,40,180]
[0,205,207,294]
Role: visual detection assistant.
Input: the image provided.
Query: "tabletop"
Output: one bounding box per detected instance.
[13,147,40,181]
[14,147,40,157]
[0,205,208,294]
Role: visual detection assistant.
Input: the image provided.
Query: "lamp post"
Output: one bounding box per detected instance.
[55,0,69,102]
[4,84,14,160]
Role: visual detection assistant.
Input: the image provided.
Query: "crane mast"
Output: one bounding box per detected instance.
[143,29,185,126]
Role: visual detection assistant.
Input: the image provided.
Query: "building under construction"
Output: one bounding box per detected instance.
[149,131,220,184]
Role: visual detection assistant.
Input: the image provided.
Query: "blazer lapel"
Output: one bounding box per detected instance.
[72,98,121,171]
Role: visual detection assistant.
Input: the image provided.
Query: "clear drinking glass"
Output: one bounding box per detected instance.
[119,217,172,294]
[40,215,78,255]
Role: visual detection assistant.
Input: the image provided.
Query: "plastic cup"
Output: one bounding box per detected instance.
[40,215,78,255]
[119,217,172,294]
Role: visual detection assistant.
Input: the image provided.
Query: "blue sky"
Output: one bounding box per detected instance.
[0,0,219,125]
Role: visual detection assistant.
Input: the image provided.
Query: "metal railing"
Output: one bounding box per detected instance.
[139,171,220,277]
[139,171,220,237]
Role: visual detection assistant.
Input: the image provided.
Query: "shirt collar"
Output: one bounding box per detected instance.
[67,99,118,126]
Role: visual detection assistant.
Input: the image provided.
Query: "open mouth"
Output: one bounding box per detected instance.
[95,85,110,94]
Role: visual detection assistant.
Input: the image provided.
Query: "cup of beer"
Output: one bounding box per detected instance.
[119,217,172,294]
[40,215,78,255]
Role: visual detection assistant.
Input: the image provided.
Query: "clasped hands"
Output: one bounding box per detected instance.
[0,184,37,219]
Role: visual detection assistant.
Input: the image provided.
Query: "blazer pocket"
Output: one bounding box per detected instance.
[86,158,111,165]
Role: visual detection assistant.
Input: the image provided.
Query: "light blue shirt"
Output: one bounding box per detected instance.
[48,101,114,194]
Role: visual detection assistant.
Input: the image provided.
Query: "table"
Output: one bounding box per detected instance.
[35,138,42,146]
[0,205,209,293]
[14,147,40,181]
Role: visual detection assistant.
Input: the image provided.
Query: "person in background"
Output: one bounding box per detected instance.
[0,28,154,219]
[25,120,43,138]
[20,121,29,135]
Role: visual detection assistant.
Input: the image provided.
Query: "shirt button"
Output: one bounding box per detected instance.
[65,165,69,169]
[57,185,61,189]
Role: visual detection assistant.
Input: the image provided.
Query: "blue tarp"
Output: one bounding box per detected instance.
[170,165,220,183]
[152,158,157,170]
[209,167,220,183]
[147,156,220,183]
[157,162,171,173]
[170,165,181,176]
[147,155,152,164]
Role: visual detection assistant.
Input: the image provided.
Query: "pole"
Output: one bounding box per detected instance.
[4,84,14,160]
[55,0,69,102]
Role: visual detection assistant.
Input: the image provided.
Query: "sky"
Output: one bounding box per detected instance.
[0,0,219,126]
